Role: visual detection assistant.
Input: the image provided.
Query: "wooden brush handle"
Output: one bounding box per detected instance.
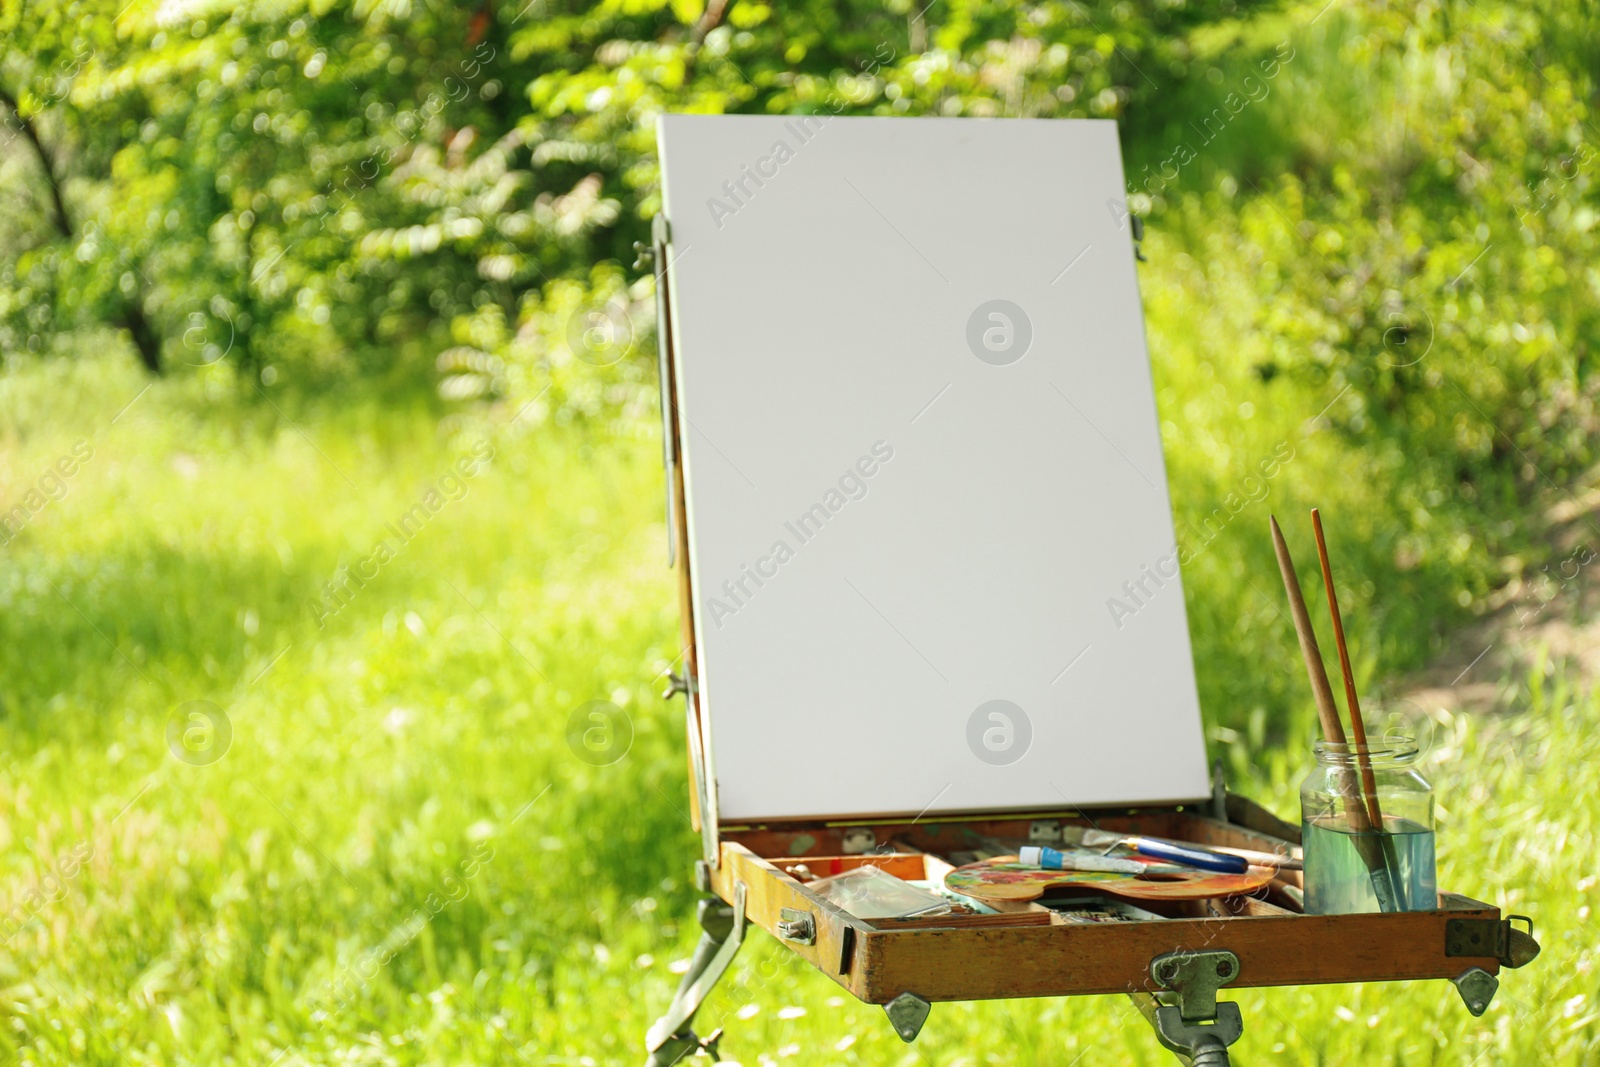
[1269,517,1377,838]
[1311,508,1386,831]
[1270,517,1348,748]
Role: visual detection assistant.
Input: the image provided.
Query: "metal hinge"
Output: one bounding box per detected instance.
[1446,915,1540,968]
[1028,819,1063,844]
[1151,949,1240,1022]
[1135,949,1244,1065]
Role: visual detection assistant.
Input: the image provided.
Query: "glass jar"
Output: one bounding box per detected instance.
[1300,736,1436,914]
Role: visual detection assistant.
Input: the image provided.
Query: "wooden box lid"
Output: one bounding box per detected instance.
[657,115,1209,824]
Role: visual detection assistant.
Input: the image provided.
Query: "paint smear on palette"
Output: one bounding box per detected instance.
[944,857,1277,902]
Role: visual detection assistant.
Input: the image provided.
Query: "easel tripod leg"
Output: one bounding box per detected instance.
[644,881,748,1066]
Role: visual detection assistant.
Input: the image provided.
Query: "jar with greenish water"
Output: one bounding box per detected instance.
[1300,737,1436,914]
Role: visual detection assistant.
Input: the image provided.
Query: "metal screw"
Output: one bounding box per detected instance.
[777,916,814,942]
[1216,960,1232,978]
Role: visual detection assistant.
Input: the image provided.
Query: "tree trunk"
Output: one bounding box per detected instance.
[120,300,163,374]
[0,86,71,238]
[4,82,163,374]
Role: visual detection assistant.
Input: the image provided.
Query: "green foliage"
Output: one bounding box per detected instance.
[0,0,1279,378]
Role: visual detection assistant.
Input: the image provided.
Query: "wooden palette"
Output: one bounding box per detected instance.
[945,855,1278,903]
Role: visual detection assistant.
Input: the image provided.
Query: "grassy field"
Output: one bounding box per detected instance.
[3,2,1600,1059]
[0,346,1594,1066]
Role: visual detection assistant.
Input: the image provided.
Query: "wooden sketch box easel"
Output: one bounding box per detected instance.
[640,115,1538,1065]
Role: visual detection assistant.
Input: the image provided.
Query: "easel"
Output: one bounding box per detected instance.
[639,116,1539,1065]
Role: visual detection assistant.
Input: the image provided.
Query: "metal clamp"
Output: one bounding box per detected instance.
[1132,949,1244,1067]
[1151,949,1240,1021]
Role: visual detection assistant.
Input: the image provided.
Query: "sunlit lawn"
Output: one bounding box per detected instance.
[0,353,1589,1065]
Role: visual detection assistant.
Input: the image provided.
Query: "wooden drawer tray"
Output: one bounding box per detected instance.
[711,808,1508,1004]
[642,803,1535,1063]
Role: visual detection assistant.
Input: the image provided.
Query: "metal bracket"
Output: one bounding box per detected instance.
[777,907,816,945]
[1028,819,1063,844]
[1151,949,1240,1020]
[652,213,678,570]
[1451,966,1499,1017]
[884,992,931,1042]
[1445,914,1541,969]
[1133,949,1244,1066]
[1210,760,1228,823]
[644,880,747,1064]
[683,687,720,868]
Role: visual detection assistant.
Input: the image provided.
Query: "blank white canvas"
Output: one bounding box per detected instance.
[658,114,1211,822]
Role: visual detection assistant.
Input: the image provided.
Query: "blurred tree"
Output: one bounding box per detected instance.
[0,0,1269,382]
[0,2,164,369]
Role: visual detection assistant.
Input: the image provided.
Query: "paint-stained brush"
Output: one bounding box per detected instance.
[1270,515,1399,911]
[1057,826,1249,874]
[1312,507,1406,908]
[1310,509,1383,829]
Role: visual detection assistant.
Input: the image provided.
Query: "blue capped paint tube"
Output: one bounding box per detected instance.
[1017,845,1150,874]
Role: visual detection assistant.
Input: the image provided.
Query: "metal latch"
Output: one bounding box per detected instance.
[1445,915,1540,969]
[777,907,815,945]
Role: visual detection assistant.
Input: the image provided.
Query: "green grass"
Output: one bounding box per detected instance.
[0,352,1594,1066]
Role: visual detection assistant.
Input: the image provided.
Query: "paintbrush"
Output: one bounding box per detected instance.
[1057,826,1248,874]
[1211,844,1303,871]
[1311,510,1383,827]
[1270,515,1399,911]
[1312,508,1406,907]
